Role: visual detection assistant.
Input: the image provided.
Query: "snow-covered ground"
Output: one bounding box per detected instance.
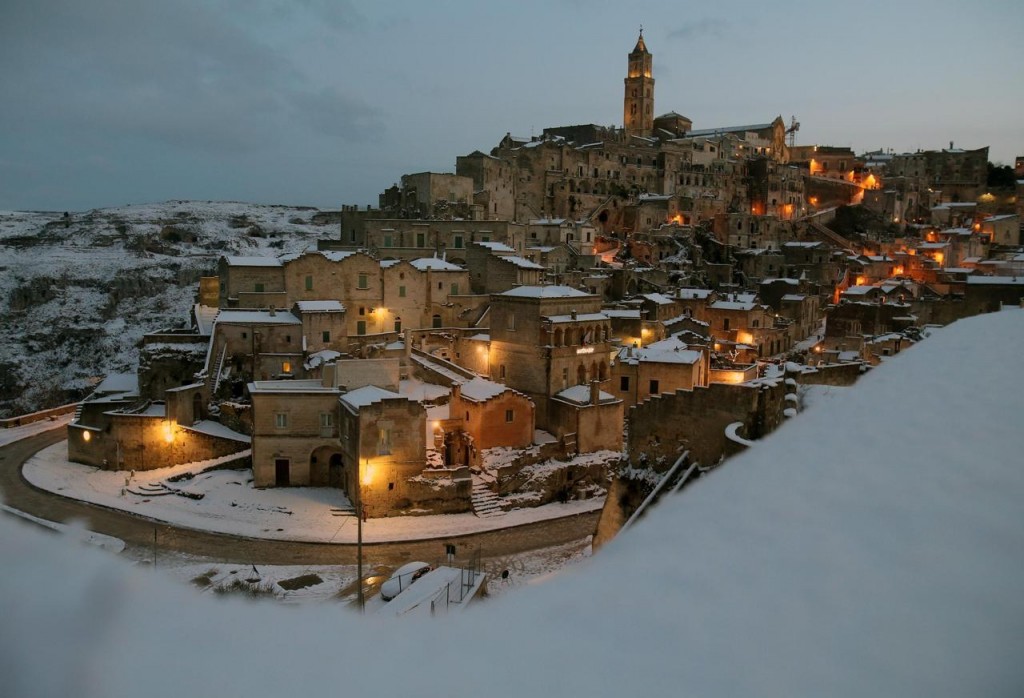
[0,202,331,415]
[2,308,1021,696]
[23,442,605,543]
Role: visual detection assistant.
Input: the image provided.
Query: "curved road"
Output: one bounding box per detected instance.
[0,426,600,569]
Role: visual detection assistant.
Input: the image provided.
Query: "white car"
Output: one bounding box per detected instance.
[379,562,432,601]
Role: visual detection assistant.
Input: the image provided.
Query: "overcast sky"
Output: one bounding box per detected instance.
[2,0,1022,212]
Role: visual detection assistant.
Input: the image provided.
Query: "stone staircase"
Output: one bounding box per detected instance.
[470,476,504,518]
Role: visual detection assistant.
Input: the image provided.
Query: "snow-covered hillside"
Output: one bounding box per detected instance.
[0,201,335,416]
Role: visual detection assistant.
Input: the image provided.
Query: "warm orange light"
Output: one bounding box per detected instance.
[163,421,175,444]
[809,196,819,206]
[361,461,374,486]
[736,331,754,345]
[893,265,904,276]
[856,276,867,286]
[82,430,91,443]
[933,252,944,265]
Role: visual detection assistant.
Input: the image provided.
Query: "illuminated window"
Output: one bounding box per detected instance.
[281,361,291,374]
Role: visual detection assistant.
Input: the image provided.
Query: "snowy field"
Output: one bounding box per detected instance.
[23,442,605,544]
[2,309,1021,697]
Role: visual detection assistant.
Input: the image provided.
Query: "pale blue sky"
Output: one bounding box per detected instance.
[2,0,1022,211]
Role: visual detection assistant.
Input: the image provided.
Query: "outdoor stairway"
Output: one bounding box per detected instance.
[470,477,504,518]
[72,402,84,423]
[209,344,228,395]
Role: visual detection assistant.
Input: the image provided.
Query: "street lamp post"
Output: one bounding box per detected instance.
[356,458,365,612]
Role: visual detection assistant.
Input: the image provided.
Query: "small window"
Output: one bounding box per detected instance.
[275,413,288,428]
[322,330,330,342]
[356,320,366,335]
[377,428,391,455]
[499,365,506,379]
[242,332,248,340]
[505,409,514,423]
[255,283,265,293]
[358,273,369,289]
[388,482,395,491]
[454,235,463,249]
[358,306,366,316]
[450,283,459,295]
[304,275,313,291]
[320,412,333,428]
[437,282,443,290]
[723,318,731,330]
[399,285,406,297]
[506,313,516,330]
[416,233,425,247]
[620,376,630,392]
[285,334,291,343]
[649,379,659,394]
[383,235,392,248]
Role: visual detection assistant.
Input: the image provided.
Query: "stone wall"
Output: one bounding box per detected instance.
[627,379,786,470]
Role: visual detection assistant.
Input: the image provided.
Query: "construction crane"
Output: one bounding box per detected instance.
[786,116,800,148]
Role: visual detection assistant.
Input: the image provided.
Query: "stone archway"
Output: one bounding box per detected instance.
[310,445,341,487]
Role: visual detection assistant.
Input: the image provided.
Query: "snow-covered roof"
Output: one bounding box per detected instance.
[709,300,756,311]
[966,276,1024,285]
[641,293,674,305]
[617,337,702,366]
[686,122,774,137]
[94,373,139,396]
[498,256,546,270]
[457,377,507,403]
[341,385,412,411]
[278,250,356,264]
[553,385,617,405]
[410,257,464,271]
[249,379,336,394]
[602,309,641,319]
[294,300,344,313]
[783,241,824,248]
[475,241,515,253]
[545,312,609,324]
[843,285,877,296]
[215,310,301,325]
[499,285,591,298]
[781,294,807,302]
[675,288,714,300]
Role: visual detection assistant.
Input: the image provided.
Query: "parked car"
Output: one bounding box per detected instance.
[379,561,432,601]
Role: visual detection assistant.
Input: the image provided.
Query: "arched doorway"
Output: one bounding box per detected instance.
[310,446,341,487]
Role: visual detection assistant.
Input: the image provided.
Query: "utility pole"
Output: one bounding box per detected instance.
[356,459,365,612]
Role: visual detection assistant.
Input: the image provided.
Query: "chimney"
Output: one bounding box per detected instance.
[451,381,462,403]
[268,305,276,317]
[590,379,600,405]
[571,309,578,320]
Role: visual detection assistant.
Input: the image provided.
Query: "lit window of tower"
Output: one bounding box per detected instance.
[623,28,654,137]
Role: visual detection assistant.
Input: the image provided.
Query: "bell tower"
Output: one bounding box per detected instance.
[623,28,654,137]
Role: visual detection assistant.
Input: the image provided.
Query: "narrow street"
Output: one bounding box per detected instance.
[0,425,600,570]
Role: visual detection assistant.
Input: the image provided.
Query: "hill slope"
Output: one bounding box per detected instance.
[0,201,335,416]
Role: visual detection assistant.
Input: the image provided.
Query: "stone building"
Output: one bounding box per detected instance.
[487,285,621,451]
[889,145,989,203]
[611,336,708,409]
[623,30,655,137]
